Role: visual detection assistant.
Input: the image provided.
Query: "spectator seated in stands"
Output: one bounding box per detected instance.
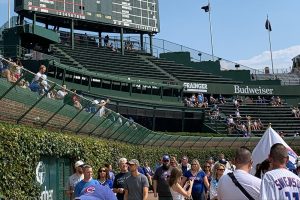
[56,84,68,100]
[235,121,247,136]
[257,119,264,130]
[235,109,241,119]
[104,35,109,46]
[291,107,300,118]
[13,59,23,80]
[70,89,82,110]
[203,96,209,108]
[125,40,134,50]
[0,57,17,83]
[256,96,265,104]
[95,99,110,117]
[275,96,282,106]
[270,96,276,106]
[244,96,253,104]
[183,97,193,107]
[209,108,220,121]
[218,94,225,104]
[233,98,239,108]
[227,115,235,126]
[209,95,217,104]
[252,120,259,131]
[211,104,219,112]
[279,131,285,138]
[237,95,243,104]
[191,94,196,105]
[19,79,29,89]
[246,115,252,136]
[29,65,50,96]
[107,42,116,52]
[196,93,208,108]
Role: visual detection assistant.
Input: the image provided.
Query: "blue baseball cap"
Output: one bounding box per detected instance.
[162,155,170,161]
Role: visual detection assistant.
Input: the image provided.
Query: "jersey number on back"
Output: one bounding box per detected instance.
[285,192,299,200]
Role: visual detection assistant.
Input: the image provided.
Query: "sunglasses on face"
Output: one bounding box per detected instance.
[217,168,225,171]
[99,170,106,172]
[163,160,170,162]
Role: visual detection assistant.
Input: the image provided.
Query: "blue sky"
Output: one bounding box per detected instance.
[1,0,300,71]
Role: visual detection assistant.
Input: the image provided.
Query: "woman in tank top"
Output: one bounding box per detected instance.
[168,167,194,200]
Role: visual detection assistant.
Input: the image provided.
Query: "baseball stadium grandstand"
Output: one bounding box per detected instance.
[1,0,300,199]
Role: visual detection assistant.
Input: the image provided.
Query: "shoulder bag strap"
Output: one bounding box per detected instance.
[227,172,255,200]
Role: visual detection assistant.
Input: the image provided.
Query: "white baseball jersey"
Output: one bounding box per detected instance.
[260,168,300,200]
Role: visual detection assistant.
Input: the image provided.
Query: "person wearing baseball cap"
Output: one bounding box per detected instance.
[153,155,173,200]
[124,159,149,200]
[66,160,85,199]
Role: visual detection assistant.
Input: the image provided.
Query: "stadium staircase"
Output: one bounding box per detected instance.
[203,107,228,135]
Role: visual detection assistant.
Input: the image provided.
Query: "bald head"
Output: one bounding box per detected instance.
[235,147,252,165]
[270,143,288,164]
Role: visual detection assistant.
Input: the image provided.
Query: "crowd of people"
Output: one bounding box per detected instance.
[0,56,23,84]
[226,114,264,136]
[184,94,285,109]
[184,94,225,108]
[0,58,112,119]
[65,144,300,200]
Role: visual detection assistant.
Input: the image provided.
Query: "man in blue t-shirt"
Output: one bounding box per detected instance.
[75,165,100,198]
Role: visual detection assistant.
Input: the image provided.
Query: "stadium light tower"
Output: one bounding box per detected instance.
[201,0,214,61]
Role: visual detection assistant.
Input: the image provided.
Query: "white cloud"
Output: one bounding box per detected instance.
[235,45,300,73]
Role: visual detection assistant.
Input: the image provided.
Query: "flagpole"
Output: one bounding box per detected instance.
[208,0,214,61]
[267,15,274,74]
[8,0,11,28]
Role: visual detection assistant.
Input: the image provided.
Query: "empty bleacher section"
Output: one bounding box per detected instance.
[255,73,300,85]
[52,43,177,83]
[147,57,241,84]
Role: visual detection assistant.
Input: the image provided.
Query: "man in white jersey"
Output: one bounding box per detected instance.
[260,143,300,200]
[218,147,261,200]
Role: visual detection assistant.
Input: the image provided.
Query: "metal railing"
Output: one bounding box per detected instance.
[0,45,60,63]
[56,32,293,75]
[1,56,300,149]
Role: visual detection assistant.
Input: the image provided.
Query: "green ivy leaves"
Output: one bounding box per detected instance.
[0,122,298,199]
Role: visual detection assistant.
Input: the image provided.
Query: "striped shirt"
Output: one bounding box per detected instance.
[260,168,300,200]
[217,169,261,200]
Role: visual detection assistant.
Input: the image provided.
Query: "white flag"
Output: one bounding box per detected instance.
[251,126,298,174]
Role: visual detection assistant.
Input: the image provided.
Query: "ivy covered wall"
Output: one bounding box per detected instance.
[0,122,299,199]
